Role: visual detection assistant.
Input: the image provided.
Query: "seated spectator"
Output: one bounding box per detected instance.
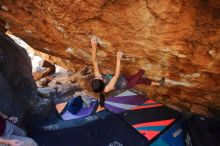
[0,112,38,146]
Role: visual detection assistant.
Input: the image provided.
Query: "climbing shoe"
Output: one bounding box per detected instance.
[159,77,165,86]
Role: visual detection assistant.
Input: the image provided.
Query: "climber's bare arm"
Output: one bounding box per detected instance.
[104,51,123,93]
[91,37,101,78]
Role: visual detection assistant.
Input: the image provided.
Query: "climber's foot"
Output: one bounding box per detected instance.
[159,77,165,86]
[96,105,105,113]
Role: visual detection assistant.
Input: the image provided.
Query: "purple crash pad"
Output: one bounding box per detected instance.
[61,102,97,120]
[105,90,147,113]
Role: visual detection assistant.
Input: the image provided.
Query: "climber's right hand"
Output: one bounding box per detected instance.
[91,37,97,48]
[117,51,123,60]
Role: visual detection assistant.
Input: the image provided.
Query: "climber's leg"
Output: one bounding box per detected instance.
[126,70,146,88]
[126,70,165,88]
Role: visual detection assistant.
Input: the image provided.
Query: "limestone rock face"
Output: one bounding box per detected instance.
[0,0,220,116]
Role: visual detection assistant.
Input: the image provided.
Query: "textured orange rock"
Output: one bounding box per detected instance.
[0,0,220,116]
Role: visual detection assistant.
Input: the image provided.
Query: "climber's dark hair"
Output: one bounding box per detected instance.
[91,79,106,107]
[99,92,105,107]
[91,79,105,93]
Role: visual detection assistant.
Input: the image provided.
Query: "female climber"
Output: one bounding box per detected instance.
[90,37,165,110]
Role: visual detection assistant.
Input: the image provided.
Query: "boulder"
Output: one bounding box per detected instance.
[37,77,52,87]
[0,33,54,123]
[190,104,213,118]
[0,19,6,33]
[37,87,56,98]
[33,68,55,80]
[0,0,220,116]
[32,60,56,80]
